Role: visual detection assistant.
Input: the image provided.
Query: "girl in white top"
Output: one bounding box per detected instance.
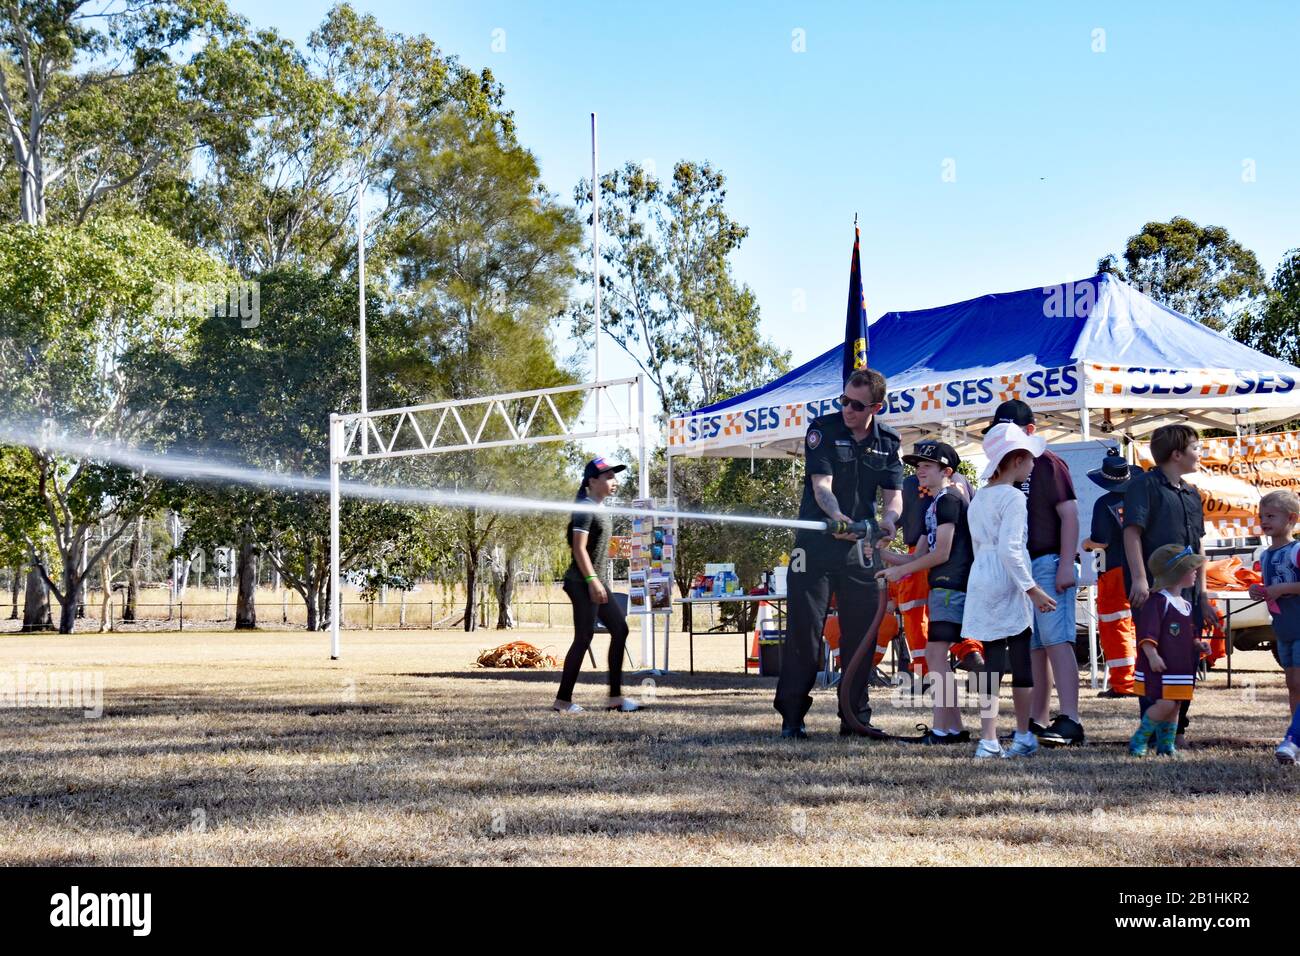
[965,424,1058,758]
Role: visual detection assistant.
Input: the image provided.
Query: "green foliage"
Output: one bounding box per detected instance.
[663,455,800,595]
[1234,249,1300,366]
[1098,216,1268,329]
[573,160,788,417]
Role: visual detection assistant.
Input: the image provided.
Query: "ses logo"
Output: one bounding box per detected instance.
[881,366,1080,417]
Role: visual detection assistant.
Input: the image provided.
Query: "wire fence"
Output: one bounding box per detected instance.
[0,599,593,633]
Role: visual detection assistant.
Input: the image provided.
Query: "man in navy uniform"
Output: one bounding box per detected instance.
[775,367,903,738]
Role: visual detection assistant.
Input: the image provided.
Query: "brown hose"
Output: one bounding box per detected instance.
[837,576,893,738]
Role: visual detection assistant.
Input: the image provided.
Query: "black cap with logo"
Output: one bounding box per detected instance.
[982,398,1035,434]
[903,440,961,472]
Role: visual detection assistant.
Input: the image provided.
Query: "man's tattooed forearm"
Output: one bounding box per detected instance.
[814,483,841,517]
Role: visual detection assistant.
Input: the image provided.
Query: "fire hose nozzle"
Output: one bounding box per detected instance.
[823,518,884,540]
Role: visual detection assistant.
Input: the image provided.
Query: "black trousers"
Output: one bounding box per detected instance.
[557,579,628,702]
[774,541,878,724]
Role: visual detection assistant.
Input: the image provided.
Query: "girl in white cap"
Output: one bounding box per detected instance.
[964,424,1058,757]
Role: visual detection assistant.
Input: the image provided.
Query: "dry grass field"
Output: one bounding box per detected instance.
[0,626,1296,866]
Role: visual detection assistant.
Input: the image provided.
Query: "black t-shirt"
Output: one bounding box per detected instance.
[564,497,613,589]
[795,413,904,550]
[925,489,974,591]
[1089,491,1126,575]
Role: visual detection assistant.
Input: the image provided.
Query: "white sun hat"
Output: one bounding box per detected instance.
[979,422,1046,482]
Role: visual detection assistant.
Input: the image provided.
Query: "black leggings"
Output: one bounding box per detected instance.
[981,628,1034,690]
[557,579,629,702]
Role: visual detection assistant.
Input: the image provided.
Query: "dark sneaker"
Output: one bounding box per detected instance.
[1038,714,1085,747]
[1029,719,1049,736]
[867,666,895,688]
[954,650,985,672]
[781,719,809,740]
[1097,687,1133,699]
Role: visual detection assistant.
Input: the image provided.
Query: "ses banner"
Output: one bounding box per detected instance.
[1136,431,1300,539]
[667,360,1299,456]
[667,364,1080,451]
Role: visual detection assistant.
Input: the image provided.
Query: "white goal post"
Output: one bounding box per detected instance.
[327,375,651,659]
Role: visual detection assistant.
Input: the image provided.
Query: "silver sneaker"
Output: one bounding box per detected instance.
[974,739,1006,759]
[551,702,584,713]
[604,697,641,712]
[1005,734,1039,757]
[1276,737,1298,765]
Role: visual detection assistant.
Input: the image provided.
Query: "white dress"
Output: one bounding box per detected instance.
[963,483,1037,641]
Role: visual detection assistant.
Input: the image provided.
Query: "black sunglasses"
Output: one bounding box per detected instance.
[838,394,878,413]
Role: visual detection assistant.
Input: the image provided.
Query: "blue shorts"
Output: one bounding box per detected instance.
[1278,631,1300,669]
[928,587,965,625]
[1030,553,1077,650]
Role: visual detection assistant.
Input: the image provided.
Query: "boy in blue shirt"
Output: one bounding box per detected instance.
[1249,490,1300,764]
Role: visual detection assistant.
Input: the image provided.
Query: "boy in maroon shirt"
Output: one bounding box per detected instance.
[985,400,1083,746]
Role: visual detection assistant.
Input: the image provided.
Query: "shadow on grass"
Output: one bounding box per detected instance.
[1,668,1297,864]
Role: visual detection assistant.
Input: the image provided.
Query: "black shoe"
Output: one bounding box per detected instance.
[840,716,890,739]
[1038,714,1085,747]
[781,719,809,739]
[867,666,894,688]
[954,650,985,672]
[920,727,972,745]
[1096,687,1133,699]
[1029,719,1049,736]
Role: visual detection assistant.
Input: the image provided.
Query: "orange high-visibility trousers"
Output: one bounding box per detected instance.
[872,583,901,667]
[1204,598,1226,667]
[896,560,929,676]
[1097,566,1136,693]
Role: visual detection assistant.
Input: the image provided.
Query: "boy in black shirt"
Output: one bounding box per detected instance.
[879,441,973,744]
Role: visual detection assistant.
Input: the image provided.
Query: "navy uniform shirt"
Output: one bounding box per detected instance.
[1089,490,1127,575]
[795,413,904,550]
[1122,466,1205,590]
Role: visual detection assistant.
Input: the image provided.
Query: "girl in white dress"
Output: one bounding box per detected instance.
[964,424,1059,758]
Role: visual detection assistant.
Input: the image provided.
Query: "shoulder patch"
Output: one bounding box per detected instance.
[807,429,822,450]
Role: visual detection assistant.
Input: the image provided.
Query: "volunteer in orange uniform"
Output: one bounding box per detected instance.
[1081,449,1140,697]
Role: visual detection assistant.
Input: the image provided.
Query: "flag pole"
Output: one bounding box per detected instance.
[591,112,601,431]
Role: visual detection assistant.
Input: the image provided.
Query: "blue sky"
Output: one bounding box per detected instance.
[231,1,1300,416]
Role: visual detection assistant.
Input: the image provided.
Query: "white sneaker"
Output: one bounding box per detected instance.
[1005,733,1039,757]
[974,739,1006,759]
[604,697,641,712]
[551,701,584,713]
[1276,737,1299,765]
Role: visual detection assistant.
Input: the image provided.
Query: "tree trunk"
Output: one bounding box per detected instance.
[463,551,478,632]
[495,551,517,629]
[22,565,54,631]
[98,557,114,634]
[123,516,142,622]
[8,566,18,619]
[235,536,257,630]
[57,574,82,634]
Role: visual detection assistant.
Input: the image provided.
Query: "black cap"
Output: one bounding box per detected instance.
[982,398,1035,434]
[1087,447,1138,491]
[903,440,961,472]
[583,456,627,481]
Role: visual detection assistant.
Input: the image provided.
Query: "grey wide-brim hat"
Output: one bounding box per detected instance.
[1149,544,1206,592]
